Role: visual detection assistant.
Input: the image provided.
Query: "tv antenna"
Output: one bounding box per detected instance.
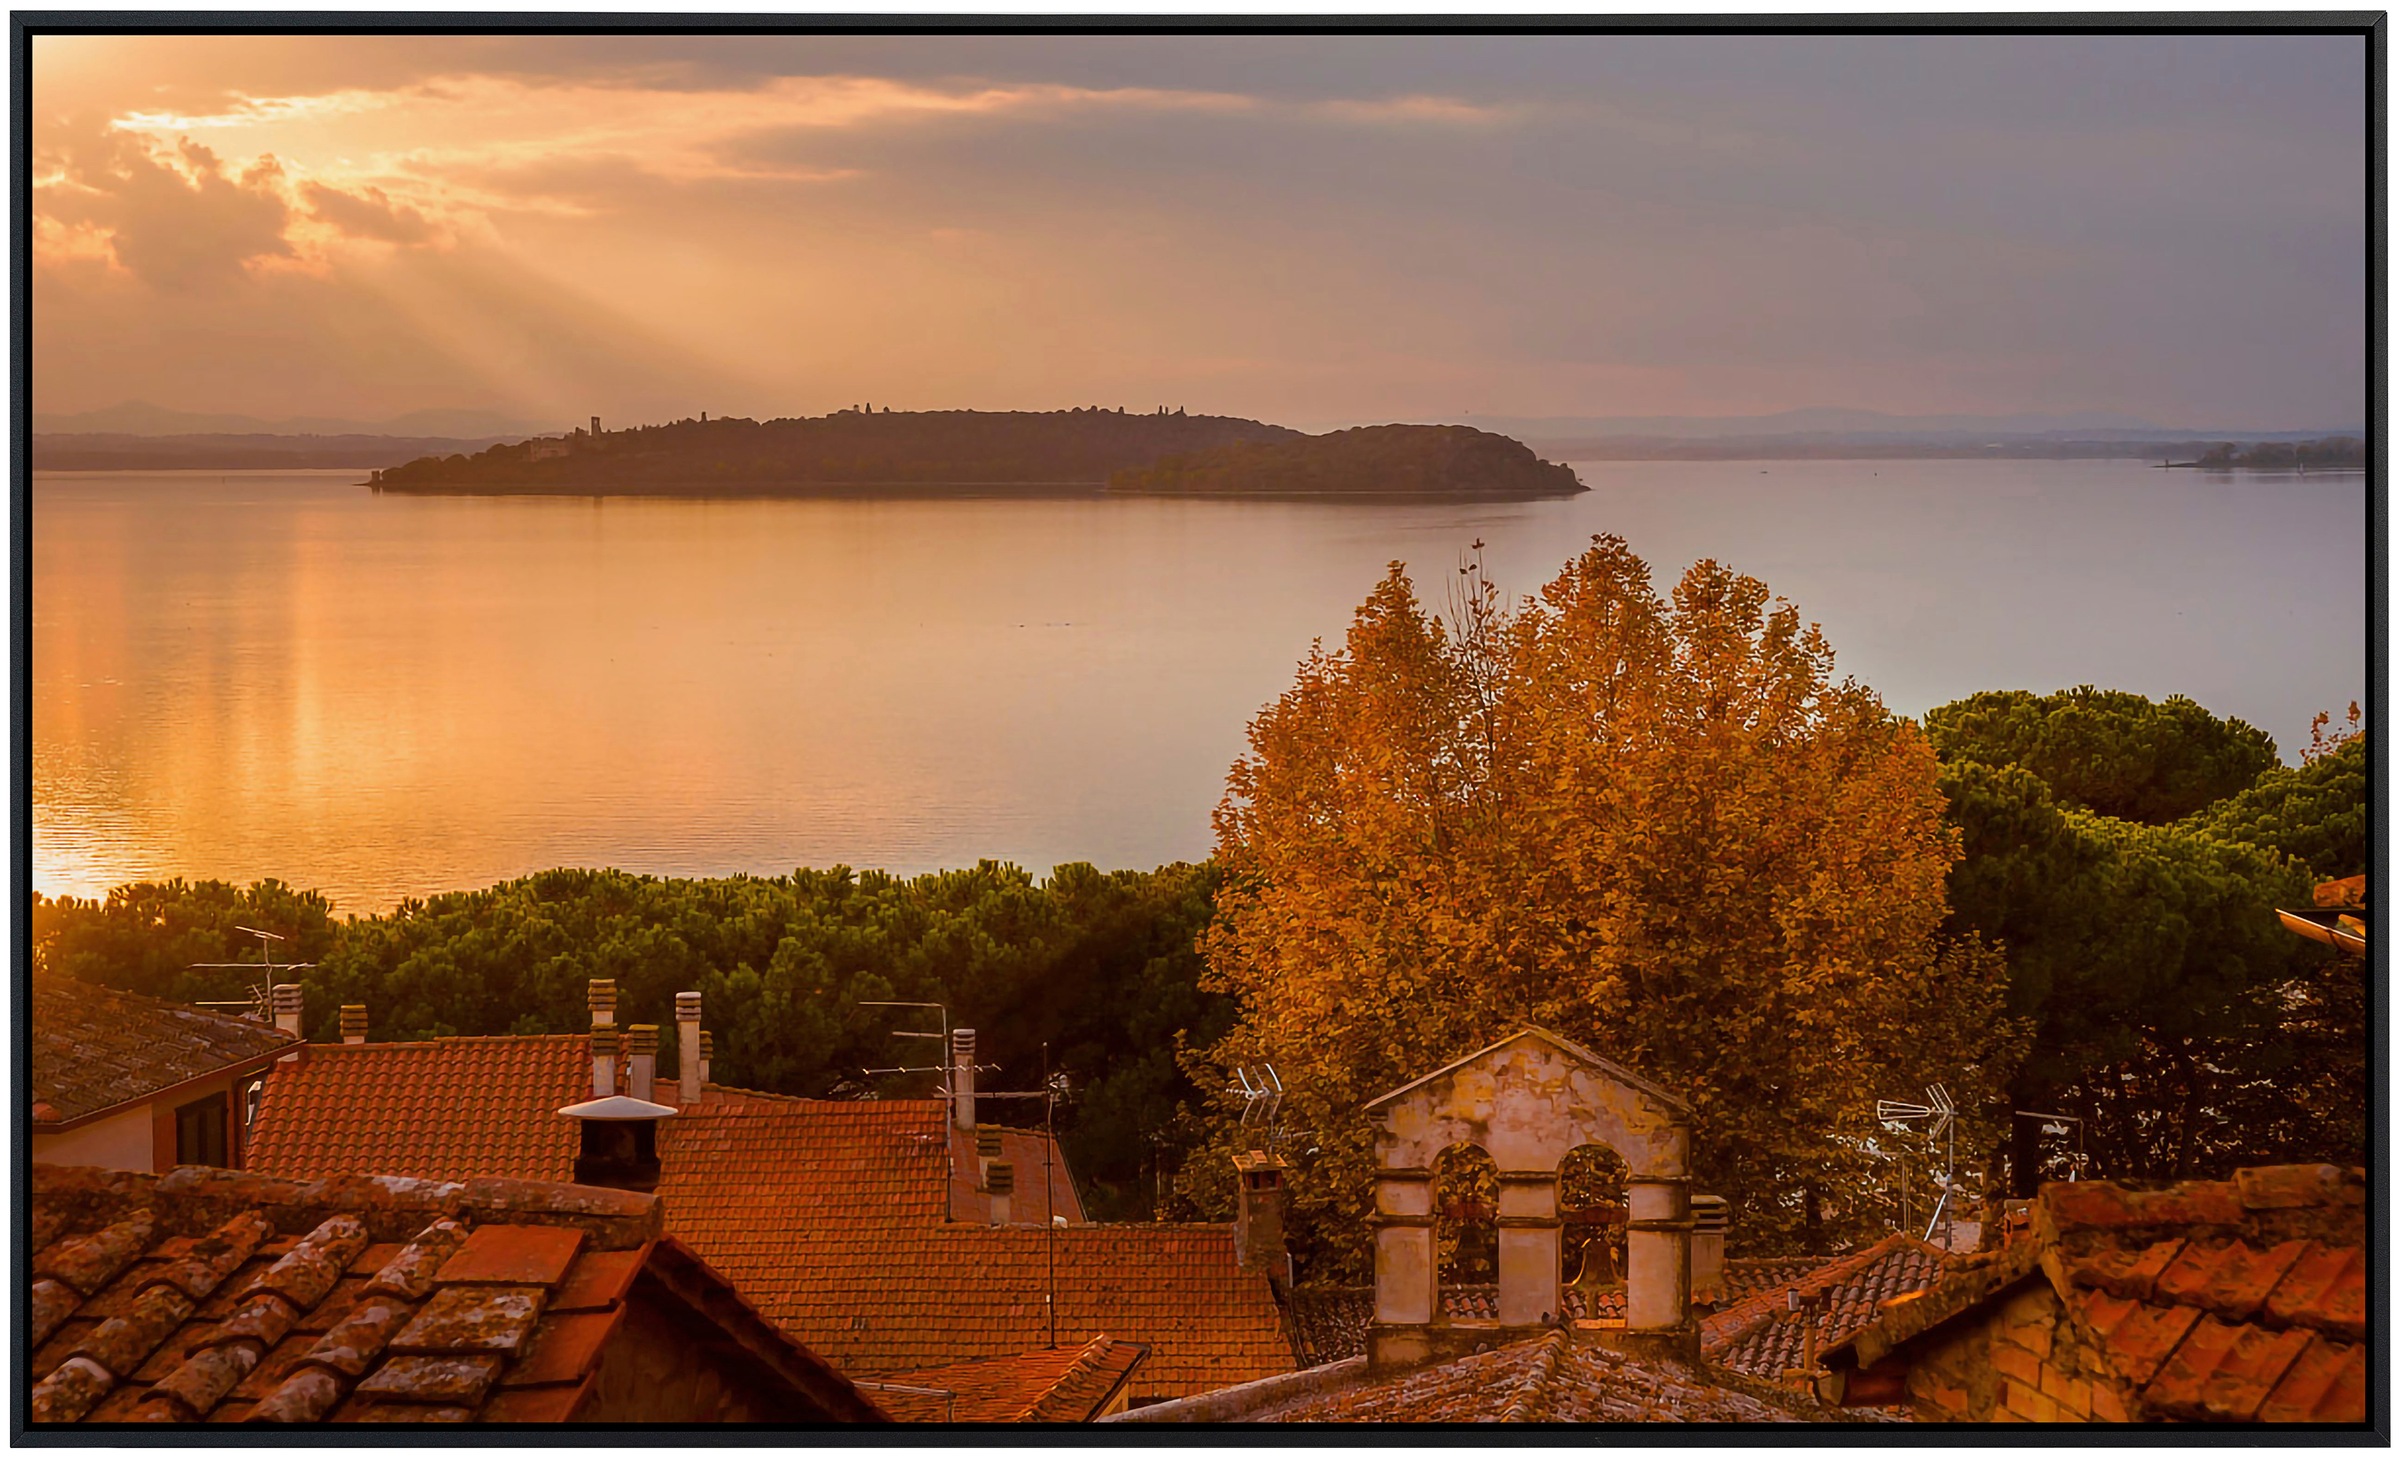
[1876,1082,1960,1248]
[856,1000,955,1094]
[2013,1109,2088,1182]
[191,925,315,1022]
[1233,1064,1284,1140]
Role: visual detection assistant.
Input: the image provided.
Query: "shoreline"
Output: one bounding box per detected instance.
[364,479,1590,501]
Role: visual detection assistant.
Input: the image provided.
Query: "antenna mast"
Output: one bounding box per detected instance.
[191,925,316,1021]
[1875,1081,1959,1248]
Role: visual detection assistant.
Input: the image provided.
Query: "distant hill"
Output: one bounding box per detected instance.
[1441,409,2365,446]
[34,432,538,471]
[33,401,561,438]
[1370,410,2363,462]
[368,409,1309,494]
[1107,424,1584,497]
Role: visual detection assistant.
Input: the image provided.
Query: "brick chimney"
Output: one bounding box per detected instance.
[986,1160,1013,1227]
[699,1030,713,1085]
[1233,1149,1293,1289]
[675,992,703,1105]
[339,1004,367,1045]
[590,1024,618,1099]
[271,984,304,1061]
[950,1028,977,1131]
[626,1024,658,1103]
[1690,1194,1729,1308]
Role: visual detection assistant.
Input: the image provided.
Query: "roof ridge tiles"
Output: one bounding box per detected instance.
[1009,1336,1113,1421]
[33,1164,661,1250]
[1497,1329,1574,1421]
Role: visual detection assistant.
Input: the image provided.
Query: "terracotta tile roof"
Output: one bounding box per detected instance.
[25,1161,881,1424]
[1722,1255,1834,1305]
[948,1122,1086,1225]
[255,1054,1082,1225]
[1827,1164,2366,1424]
[249,1052,1289,1402]
[32,979,299,1126]
[1287,1284,1621,1367]
[1121,1332,1827,1423]
[687,1213,1292,1402]
[1703,1235,1954,1380]
[875,1335,1148,1421]
[652,1096,1288,1399]
[247,1038,592,1183]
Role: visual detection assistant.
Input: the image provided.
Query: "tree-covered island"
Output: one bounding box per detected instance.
[1107,423,1584,496]
[364,409,1580,498]
[368,407,1298,494]
[2189,437,2365,470]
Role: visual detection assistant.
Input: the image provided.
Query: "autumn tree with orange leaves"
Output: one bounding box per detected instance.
[1190,536,2018,1271]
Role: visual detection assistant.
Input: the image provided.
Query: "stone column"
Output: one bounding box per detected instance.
[1623,1175,1692,1332]
[1371,1166,1436,1326]
[1495,1171,1562,1326]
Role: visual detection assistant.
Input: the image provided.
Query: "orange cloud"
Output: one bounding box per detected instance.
[33,124,295,286]
[302,181,436,244]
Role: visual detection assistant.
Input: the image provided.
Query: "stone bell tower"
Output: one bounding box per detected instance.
[1360,1028,1696,1369]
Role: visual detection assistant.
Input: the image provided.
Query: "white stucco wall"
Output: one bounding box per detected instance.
[34,1103,156,1173]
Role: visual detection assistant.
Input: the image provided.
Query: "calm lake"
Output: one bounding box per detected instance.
[34,459,2367,913]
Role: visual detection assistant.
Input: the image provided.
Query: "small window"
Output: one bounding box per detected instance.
[175,1094,229,1168]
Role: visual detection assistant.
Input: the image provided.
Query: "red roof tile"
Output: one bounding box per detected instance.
[2141,1315,2316,1422]
[648,1096,1291,1400]
[1124,1331,1824,1423]
[2255,1331,2368,1422]
[434,1225,585,1288]
[245,1048,1290,1402]
[878,1335,1148,1421]
[2149,1238,2307,1323]
[247,1038,592,1183]
[26,1163,883,1425]
[1702,1234,1955,1382]
[1828,1164,2367,1426]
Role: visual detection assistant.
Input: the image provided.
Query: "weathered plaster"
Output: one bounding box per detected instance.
[1364,1029,1695,1357]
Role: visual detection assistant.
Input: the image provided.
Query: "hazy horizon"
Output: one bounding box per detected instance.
[34,33,2366,431]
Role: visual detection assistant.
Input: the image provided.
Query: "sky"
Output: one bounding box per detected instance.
[30,31,2369,431]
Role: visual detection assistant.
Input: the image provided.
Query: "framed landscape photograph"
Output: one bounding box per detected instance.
[18,14,2380,1435]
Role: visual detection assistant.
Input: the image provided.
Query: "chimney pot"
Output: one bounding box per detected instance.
[271,984,305,1060]
[590,1023,619,1098]
[950,1028,976,1131]
[675,993,704,1105]
[627,1024,658,1103]
[699,1029,713,1086]
[986,1160,1014,1225]
[559,1094,677,1193]
[587,979,617,1025]
[339,1004,367,1045]
[974,1126,1003,1189]
[1690,1194,1730,1309]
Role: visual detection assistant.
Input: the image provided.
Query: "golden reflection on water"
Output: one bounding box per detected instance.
[34,464,2366,914]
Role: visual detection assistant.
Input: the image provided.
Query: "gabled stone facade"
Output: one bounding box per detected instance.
[1361,1028,1694,1368]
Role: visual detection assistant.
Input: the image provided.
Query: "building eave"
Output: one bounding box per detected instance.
[33,1040,301,1134]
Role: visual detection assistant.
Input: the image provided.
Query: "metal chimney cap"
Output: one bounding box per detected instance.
[557,1095,679,1121]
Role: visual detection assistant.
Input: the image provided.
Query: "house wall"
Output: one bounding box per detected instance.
[581,1286,807,1422]
[33,1104,154,1173]
[147,1072,247,1173]
[1901,1280,2130,1423]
